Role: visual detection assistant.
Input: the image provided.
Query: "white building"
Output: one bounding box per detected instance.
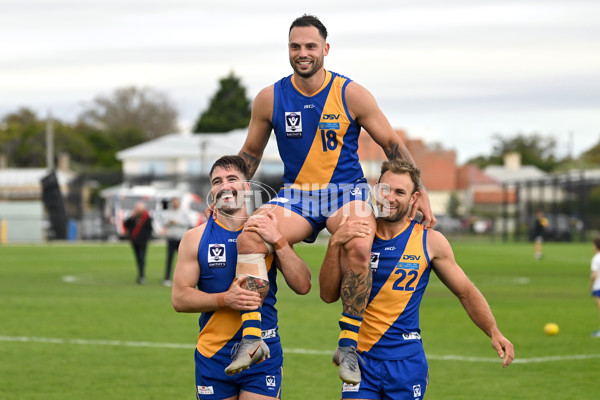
[116,129,284,184]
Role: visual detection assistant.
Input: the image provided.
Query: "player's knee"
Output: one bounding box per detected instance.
[343,237,372,267]
[237,230,268,254]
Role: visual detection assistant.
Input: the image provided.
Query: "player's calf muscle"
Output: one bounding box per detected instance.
[237,230,268,254]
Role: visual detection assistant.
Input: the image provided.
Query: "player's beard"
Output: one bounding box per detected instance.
[291,54,324,78]
[215,189,245,216]
[379,202,410,223]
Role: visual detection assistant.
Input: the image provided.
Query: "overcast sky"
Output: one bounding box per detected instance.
[2,0,599,163]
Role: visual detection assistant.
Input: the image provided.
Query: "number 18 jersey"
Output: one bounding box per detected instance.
[272,70,364,189]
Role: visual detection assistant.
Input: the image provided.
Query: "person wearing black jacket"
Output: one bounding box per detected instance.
[124,202,153,284]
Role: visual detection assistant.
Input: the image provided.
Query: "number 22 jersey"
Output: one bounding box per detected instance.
[358,220,431,360]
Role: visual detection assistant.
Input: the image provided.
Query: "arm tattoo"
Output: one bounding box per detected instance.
[384,143,415,164]
[340,268,373,316]
[239,151,261,179]
[384,143,425,188]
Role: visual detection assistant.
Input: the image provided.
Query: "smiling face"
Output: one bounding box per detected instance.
[375,171,420,223]
[288,26,329,79]
[209,165,249,214]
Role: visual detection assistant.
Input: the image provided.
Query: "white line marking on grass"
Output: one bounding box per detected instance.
[2,336,599,364]
[61,275,79,283]
[0,335,192,349]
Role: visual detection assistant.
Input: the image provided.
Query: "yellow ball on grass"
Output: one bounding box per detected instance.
[544,322,559,336]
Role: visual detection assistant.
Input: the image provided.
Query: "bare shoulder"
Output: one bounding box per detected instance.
[181,222,208,245]
[345,80,372,101]
[254,85,275,106]
[344,80,378,118]
[426,228,453,259]
[249,85,275,125]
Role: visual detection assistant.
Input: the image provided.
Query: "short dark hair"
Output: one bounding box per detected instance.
[289,14,327,40]
[209,155,249,180]
[379,159,421,193]
[594,237,600,249]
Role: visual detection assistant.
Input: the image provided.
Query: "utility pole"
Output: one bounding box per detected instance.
[46,109,54,170]
[568,131,574,160]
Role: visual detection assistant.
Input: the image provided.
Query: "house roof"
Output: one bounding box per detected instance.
[483,165,546,183]
[457,164,499,189]
[116,129,282,161]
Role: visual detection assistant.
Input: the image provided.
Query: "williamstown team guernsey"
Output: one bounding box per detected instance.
[195,218,281,364]
[272,70,364,189]
[358,220,431,359]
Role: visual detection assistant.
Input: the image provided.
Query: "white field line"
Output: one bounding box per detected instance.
[2,335,600,364]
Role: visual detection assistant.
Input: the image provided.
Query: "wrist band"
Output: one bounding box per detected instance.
[274,237,289,251]
[216,293,225,308]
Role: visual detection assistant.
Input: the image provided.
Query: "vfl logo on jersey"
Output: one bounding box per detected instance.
[285,112,302,138]
[413,384,422,397]
[370,252,380,273]
[208,244,226,268]
[266,375,276,387]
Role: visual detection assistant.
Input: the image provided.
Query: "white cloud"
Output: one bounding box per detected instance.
[1,0,599,163]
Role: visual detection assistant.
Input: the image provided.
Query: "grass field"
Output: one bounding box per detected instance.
[1,238,600,399]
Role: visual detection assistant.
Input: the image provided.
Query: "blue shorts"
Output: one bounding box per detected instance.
[266,178,372,243]
[194,348,283,399]
[592,289,600,298]
[341,351,428,400]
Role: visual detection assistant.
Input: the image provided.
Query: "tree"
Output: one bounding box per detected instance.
[193,71,251,133]
[466,132,560,172]
[0,108,95,169]
[580,136,600,165]
[78,86,179,140]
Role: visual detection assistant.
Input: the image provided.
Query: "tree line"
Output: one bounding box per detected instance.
[1,71,598,173]
[0,72,251,171]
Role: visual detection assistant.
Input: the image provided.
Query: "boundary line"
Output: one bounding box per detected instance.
[2,335,600,364]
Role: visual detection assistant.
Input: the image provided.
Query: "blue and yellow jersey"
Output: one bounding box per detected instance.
[195,217,281,363]
[272,71,364,189]
[358,220,431,360]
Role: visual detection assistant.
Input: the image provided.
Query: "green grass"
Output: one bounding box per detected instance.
[1,240,599,399]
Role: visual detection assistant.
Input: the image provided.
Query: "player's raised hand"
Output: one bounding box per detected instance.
[330,216,371,247]
[243,213,282,245]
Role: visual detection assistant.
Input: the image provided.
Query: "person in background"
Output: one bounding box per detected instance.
[533,210,549,260]
[589,237,600,337]
[162,197,195,287]
[124,202,153,285]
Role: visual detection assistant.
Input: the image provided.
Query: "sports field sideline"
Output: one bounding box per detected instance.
[1,239,599,399]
